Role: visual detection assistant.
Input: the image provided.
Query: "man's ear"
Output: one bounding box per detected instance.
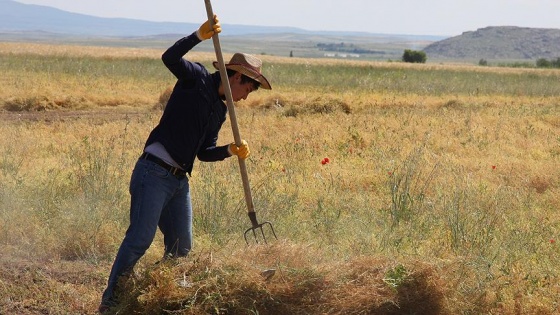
[228,72,239,83]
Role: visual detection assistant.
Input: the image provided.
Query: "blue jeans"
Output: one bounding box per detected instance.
[101,158,191,304]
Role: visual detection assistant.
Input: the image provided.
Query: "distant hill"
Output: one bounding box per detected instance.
[0,0,446,60]
[0,0,441,41]
[423,26,560,60]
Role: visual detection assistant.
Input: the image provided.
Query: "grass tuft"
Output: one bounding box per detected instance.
[111,243,449,315]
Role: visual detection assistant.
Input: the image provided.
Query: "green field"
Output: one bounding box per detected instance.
[1,42,559,314]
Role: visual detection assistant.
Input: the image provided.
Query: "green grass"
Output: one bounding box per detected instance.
[3,51,560,104]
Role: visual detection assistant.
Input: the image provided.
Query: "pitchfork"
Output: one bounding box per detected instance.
[204,0,278,245]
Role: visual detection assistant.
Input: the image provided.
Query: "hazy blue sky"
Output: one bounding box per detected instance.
[15,0,560,36]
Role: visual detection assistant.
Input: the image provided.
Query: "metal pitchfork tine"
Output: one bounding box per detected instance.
[244,212,278,244]
[204,0,278,245]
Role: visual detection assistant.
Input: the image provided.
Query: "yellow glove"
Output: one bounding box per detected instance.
[228,140,250,159]
[196,15,221,40]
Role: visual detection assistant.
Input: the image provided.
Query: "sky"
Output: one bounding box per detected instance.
[14,0,560,36]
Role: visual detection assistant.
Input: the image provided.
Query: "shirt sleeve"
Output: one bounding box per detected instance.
[197,134,231,162]
[161,32,203,81]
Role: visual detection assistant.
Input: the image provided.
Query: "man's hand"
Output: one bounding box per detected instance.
[196,15,221,40]
[228,140,250,159]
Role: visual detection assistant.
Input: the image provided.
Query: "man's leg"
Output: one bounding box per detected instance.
[159,176,192,258]
[100,159,179,307]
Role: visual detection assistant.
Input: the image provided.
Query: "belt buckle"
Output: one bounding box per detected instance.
[170,167,183,177]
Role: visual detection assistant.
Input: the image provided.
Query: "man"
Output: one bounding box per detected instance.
[99,15,271,313]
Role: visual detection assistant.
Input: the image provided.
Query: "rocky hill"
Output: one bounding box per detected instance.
[423,26,560,60]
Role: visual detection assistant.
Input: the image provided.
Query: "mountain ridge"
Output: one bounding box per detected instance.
[423,26,560,60]
[0,0,443,41]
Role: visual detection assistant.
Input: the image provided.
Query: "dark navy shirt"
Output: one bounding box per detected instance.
[145,33,230,175]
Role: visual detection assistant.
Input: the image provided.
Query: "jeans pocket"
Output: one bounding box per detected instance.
[148,163,170,178]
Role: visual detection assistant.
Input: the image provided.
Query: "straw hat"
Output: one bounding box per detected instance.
[213,53,271,90]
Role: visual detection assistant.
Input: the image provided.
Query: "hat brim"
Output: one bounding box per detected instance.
[213,62,271,90]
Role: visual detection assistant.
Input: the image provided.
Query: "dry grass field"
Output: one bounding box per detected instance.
[1,41,559,314]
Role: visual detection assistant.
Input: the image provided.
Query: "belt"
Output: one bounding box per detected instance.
[140,152,186,178]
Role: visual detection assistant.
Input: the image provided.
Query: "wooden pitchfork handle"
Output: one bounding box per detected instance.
[203,0,260,229]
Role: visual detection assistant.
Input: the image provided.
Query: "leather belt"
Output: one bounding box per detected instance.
[140,152,186,178]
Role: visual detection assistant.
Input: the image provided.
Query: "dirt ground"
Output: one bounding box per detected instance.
[0,108,150,123]
[0,245,110,315]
